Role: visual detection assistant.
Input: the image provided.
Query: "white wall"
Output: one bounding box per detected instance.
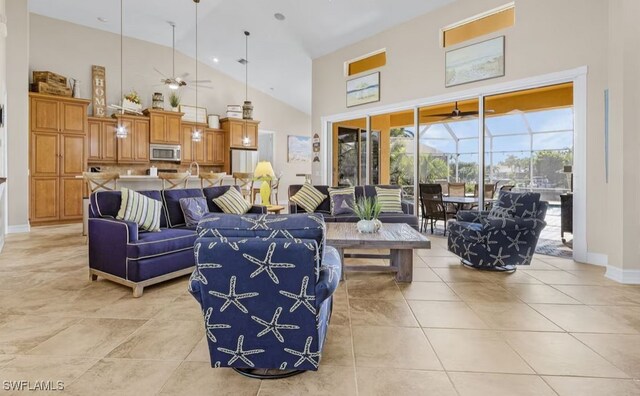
[312,0,621,267]
[6,0,29,233]
[8,13,311,228]
[0,0,7,247]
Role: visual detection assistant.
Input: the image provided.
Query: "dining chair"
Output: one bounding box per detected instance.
[472,183,497,210]
[448,182,466,197]
[159,172,191,190]
[199,171,226,189]
[233,172,255,203]
[419,183,456,235]
[500,185,515,192]
[82,172,120,236]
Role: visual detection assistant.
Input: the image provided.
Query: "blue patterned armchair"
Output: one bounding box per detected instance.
[447,192,548,271]
[188,212,342,378]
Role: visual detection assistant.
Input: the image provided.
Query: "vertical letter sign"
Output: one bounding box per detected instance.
[92,65,107,117]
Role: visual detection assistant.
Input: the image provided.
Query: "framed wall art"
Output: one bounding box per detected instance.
[445,36,505,87]
[346,72,380,107]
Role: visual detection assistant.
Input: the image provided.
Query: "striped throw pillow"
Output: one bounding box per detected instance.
[117,188,163,231]
[290,183,327,213]
[328,187,355,215]
[212,187,251,215]
[375,187,404,213]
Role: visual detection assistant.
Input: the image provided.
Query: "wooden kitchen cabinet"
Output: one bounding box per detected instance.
[204,129,226,166]
[29,93,90,225]
[144,108,183,144]
[181,122,208,164]
[222,118,259,150]
[116,114,150,164]
[88,117,117,163]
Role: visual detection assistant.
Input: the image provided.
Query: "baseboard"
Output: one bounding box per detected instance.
[585,252,608,267]
[605,266,640,285]
[7,224,30,234]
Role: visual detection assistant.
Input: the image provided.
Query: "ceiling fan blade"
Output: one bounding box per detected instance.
[179,72,190,79]
[190,80,212,84]
[457,111,480,116]
[422,112,455,117]
[154,67,169,78]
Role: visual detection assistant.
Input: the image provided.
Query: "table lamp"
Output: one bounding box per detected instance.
[254,161,275,205]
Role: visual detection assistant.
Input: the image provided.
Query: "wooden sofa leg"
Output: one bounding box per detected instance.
[132,285,144,298]
[90,273,98,281]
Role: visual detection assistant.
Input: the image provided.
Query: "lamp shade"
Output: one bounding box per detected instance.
[254,161,275,179]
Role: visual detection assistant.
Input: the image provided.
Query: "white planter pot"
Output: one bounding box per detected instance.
[357,219,381,233]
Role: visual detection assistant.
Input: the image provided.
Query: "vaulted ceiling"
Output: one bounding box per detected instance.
[28,0,455,114]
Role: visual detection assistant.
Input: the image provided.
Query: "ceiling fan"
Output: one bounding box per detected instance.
[154,22,212,90]
[423,101,493,120]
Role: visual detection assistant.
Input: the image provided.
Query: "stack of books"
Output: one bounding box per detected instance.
[226,105,243,119]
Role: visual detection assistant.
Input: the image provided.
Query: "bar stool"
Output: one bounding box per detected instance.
[83,172,120,236]
[199,172,226,188]
[233,172,254,203]
[159,172,191,190]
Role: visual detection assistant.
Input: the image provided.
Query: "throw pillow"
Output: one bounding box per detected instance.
[117,188,162,232]
[290,183,327,213]
[212,187,252,215]
[179,197,210,227]
[375,187,403,213]
[328,187,355,215]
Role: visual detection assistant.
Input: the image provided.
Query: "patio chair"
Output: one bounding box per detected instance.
[448,182,466,197]
[419,183,456,235]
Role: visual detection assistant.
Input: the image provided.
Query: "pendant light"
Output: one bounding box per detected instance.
[115,0,127,138]
[242,30,253,121]
[192,0,202,142]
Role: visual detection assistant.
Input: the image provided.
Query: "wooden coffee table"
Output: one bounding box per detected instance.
[325,223,430,282]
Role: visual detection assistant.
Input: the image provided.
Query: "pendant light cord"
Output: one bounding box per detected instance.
[245,31,249,101]
[195,0,198,113]
[172,23,176,78]
[120,0,124,115]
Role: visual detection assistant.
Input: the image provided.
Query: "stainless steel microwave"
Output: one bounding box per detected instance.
[150,144,181,162]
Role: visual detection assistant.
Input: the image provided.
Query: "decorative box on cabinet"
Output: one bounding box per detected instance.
[88,117,117,163]
[29,93,90,225]
[221,118,259,150]
[115,114,150,164]
[144,108,183,144]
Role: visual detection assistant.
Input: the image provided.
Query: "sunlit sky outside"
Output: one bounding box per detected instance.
[419,108,574,163]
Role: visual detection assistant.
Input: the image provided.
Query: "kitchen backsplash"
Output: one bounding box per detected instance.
[89,162,224,175]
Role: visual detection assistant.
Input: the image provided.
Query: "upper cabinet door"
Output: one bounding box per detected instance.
[60,134,85,175]
[117,119,135,163]
[229,121,245,148]
[181,125,194,163]
[31,97,59,132]
[213,131,225,164]
[149,113,166,143]
[87,120,101,161]
[245,122,259,148]
[31,132,59,176]
[166,115,182,144]
[60,101,86,134]
[134,120,150,162]
[102,122,118,163]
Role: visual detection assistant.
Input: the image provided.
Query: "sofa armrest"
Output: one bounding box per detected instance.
[88,217,139,242]
[401,200,414,215]
[316,246,342,307]
[248,205,267,214]
[456,210,489,223]
[483,216,547,232]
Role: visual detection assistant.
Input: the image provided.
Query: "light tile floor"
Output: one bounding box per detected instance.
[0,224,639,395]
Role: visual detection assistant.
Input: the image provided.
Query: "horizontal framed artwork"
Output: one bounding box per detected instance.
[180,104,208,124]
[287,135,312,163]
[445,36,505,87]
[346,72,380,107]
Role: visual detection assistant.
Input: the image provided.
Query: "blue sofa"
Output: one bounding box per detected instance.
[288,184,419,230]
[447,191,548,271]
[189,212,341,378]
[88,186,265,297]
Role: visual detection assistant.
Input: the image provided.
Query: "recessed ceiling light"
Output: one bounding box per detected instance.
[212,57,219,63]
[97,17,108,23]
[274,13,286,21]
[270,87,274,91]
[237,58,248,65]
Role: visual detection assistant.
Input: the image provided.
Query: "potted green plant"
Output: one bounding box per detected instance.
[351,197,382,233]
[168,92,180,111]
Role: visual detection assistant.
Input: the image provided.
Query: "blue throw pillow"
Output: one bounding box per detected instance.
[329,187,355,215]
[179,197,210,227]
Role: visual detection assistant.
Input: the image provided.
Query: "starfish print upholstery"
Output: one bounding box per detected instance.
[217,335,265,367]
[244,242,296,284]
[284,336,321,368]
[204,307,231,342]
[208,276,258,313]
[279,276,316,314]
[251,307,300,343]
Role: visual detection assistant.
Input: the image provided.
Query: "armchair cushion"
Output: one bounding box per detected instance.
[127,228,198,260]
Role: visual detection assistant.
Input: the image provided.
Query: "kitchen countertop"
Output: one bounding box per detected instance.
[76,174,233,180]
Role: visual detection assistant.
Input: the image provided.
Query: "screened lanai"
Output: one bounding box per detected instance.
[419,106,574,204]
